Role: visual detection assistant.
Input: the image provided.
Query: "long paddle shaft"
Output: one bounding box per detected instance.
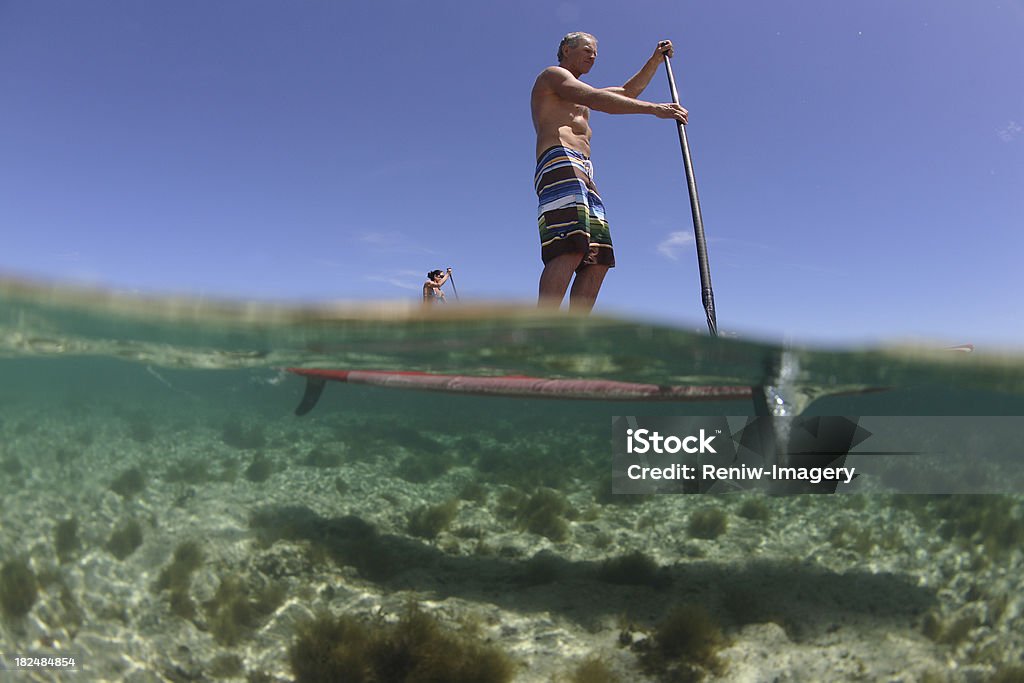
[446,268,460,300]
[663,54,718,336]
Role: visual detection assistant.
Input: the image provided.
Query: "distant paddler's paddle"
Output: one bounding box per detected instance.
[446,267,460,301]
[662,47,718,336]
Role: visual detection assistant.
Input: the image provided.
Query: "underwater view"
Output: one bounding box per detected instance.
[2,279,1024,682]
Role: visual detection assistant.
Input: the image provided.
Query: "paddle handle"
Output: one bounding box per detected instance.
[446,267,459,300]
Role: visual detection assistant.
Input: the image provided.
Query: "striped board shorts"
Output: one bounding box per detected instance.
[535,146,615,268]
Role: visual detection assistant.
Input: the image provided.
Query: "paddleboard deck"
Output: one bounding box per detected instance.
[285,342,974,415]
[286,367,754,416]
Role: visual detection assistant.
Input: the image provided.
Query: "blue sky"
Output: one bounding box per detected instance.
[2,1,1022,346]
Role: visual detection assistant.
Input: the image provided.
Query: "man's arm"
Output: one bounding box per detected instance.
[602,40,674,99]
[543,67,687,122]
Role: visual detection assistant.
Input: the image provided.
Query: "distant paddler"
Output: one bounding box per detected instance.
[422,268,452,305]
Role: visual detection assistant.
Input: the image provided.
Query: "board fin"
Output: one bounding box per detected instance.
[295,377,327,416]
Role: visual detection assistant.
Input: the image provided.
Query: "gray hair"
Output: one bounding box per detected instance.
[557,32,594,62]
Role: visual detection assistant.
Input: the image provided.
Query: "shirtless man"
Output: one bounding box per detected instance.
[531,33,688,311]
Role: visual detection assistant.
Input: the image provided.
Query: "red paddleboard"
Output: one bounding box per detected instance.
[286,367,753,415]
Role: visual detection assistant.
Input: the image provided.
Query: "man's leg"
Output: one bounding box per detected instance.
[567,264,609,313]
[539,252,585,308]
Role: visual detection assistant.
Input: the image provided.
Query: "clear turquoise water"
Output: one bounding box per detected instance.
[2,280,1023,681]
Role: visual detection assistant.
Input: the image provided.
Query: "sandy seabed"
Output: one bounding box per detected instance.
[1,399,1023,683]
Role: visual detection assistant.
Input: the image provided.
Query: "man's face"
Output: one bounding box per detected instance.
[564,36,597,74]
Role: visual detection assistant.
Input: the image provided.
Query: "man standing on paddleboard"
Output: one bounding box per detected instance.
[531,34,688,312]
